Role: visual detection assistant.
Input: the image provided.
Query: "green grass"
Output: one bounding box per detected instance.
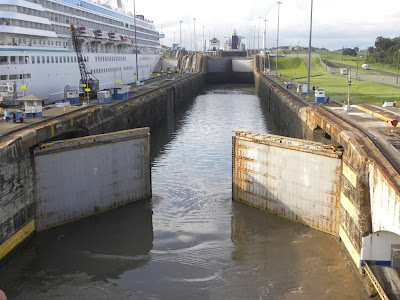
[269,56,400,105]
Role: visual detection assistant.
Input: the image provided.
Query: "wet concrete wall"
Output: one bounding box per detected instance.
[254,66,400,269]
[206,57,254,83]
[232,130,343,235]
[0,71,206,261]
[33,128,151,231]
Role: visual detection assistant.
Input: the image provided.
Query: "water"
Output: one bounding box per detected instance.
[0,84,367,299]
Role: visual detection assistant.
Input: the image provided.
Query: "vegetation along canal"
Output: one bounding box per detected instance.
[0,84,367,299]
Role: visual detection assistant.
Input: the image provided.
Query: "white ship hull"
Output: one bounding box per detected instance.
[0,47,160,103]
[0,0,163,103]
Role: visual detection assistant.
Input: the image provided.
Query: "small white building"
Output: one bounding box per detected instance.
[209,38,220,51]
[17,94,47,118]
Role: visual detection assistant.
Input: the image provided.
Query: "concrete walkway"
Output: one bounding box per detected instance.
[0,73,186,139]
[326,104,400,174]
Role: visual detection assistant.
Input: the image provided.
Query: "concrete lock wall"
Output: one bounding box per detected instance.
[0,70,206,261]
[253,63,400,269]
[33,128,151,231]
[206,57,254,83]
[232,130,343,235]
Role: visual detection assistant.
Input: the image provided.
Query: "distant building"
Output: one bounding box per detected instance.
[209,38,220,51]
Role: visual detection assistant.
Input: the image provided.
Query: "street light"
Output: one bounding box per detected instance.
[344,69,352,111]
[133,0,139,85]
[264,19,268,51]
[306,0,312,98]
[203,25,205,52]
[276,1,282,77]
[179,21,182,49]
[258,16,261,51]
[193,18,196,52]
[397,49,400,84]
[253,25,256,51]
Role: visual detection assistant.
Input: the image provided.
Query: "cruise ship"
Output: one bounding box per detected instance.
[0,0,162,103]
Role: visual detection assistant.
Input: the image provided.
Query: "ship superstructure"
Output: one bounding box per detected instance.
[223,30,245,51]
[0,0,162,103]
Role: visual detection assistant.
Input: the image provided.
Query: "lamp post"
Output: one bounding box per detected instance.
[258,16,261,51]
[264,19,267,51]
[160,26,163,47]
[179,20,182,49]
[133,0,139,85]
[306,0,312,98]
[325,49,328,72]
[203,25,205,52]
[397,49,400,84]
[344,69,352,111]
[193,18,196,52]
[253,25,256,51]
[276,1,282,77]
[356,51,359,78]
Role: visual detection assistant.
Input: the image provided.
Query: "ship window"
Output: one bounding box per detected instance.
[9,74,18,80]
[42,56,45,63]
[0,56,7,64]
[63,56,66,63]
[59,56,62,62]
[47,56,50,63]
[37,56,40,63]
[67,57,70,63]
[51,56,54,63]
[26,74,31,79]
[55,56,58,63]
[0,75,7,80]
[31,56,35,64]
[74,57,76,63]
[39,40,41,45]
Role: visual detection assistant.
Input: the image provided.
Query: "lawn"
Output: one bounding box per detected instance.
[269,56,400,105]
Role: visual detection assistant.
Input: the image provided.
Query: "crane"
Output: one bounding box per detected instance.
[70,24,99,100]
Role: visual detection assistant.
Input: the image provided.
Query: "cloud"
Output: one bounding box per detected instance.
[117,0,400,50]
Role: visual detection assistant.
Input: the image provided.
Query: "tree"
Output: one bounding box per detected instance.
[342,48,357,57]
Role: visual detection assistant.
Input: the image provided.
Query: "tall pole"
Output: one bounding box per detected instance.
[397,49,400,84]
[193,18,196,52]
[133,0,139,84]
[258,17,261,51]
[325,50,328,72]
[203,25,205,52]
[174,32,175,44]
[264,19,267,50]
[253,25,256,50]
[345,69,352,111]
[179,21,182,49]
[306,0,313,97]
[208,30,210,50]
[276,1,282,77]
[160,26,163,47]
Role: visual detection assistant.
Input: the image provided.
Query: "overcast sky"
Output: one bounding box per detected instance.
[120,0,400,51]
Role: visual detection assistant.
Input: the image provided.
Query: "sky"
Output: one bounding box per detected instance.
[119,0,400,51]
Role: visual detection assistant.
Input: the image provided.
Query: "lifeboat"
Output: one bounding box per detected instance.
[120,36,133,45]
[76,27,95,40]
[108,32,121,43]
[93,29,109,43]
